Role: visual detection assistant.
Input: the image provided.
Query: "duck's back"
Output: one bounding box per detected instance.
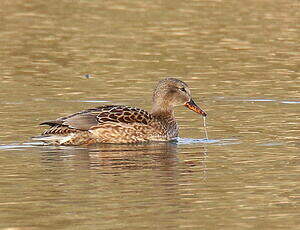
[35,105,176,145]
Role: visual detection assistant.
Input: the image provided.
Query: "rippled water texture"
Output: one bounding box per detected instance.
[0,0,299,229]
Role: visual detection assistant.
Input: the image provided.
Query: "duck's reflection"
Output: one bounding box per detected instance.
[38,142,209,225]
[41,142,176,169]
[39,141,208,180]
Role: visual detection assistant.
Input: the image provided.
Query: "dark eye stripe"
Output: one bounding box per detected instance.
[180,87,186,92]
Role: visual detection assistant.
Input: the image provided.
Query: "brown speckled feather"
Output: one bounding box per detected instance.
[41,105,153,135]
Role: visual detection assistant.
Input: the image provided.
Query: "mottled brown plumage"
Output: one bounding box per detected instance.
[35,78,207,145]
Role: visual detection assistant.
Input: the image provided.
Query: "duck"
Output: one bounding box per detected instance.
[35,78,207,145]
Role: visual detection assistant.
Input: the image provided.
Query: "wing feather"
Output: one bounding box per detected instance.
[40,105,152,135]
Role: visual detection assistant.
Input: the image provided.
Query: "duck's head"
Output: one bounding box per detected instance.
[152,78,207,117]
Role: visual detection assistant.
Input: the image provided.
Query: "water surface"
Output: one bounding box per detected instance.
[0,0,299,229]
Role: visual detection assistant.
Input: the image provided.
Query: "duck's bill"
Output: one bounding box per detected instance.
[184,99,207,117]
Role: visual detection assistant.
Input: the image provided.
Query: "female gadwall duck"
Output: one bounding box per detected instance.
[36,78,207,145]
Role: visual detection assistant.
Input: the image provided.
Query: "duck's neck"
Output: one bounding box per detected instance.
[151,103,175,119]
[151,103,178,138]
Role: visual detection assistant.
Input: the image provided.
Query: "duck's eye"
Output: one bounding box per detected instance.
[179,87,186,92]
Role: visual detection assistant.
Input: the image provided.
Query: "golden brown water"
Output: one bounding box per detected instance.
[0,0,299,229]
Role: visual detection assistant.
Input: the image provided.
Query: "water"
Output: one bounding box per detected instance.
[0,0,299,229]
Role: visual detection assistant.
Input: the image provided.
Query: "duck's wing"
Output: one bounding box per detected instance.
[40,105,152,135]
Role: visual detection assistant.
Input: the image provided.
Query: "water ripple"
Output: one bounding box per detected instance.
[176,137,239,145]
